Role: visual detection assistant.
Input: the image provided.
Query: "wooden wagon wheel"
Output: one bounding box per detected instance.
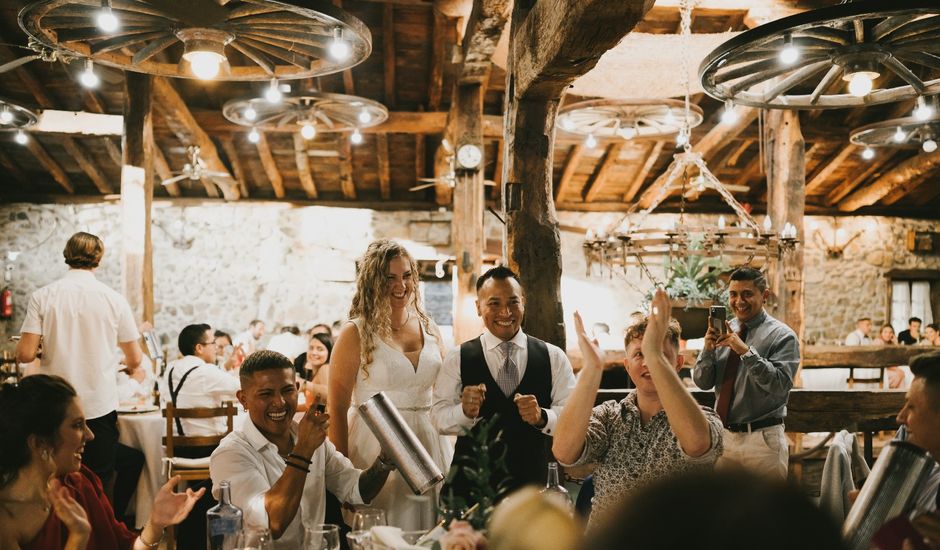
[222,91,388,134]
[699,0,940,109]
[19,0,372,81]
[850,114,940,152]
[0,98,40,129]
[556,98,704,141]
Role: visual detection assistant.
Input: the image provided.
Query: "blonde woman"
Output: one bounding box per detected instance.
[329,239,452,530]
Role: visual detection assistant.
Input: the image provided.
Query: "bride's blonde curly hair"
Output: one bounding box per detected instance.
[349,239,432,377]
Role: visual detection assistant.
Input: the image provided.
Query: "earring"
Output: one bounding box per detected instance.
[41,449,51,462]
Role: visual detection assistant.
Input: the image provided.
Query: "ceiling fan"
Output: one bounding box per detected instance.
[409,173,496,192]
[161,145,237,192]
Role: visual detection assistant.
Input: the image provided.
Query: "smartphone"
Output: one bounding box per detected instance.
[314,403,326,415]
[709,305,727,335]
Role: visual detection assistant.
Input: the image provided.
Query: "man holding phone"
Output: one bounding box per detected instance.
[693,267,800,479]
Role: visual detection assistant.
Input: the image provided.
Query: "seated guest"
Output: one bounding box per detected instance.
[553,290,722,526]
[266,326,308,360]
[308,323,333,338]
[845,317,874,345]
[161,324,240,456]
[899,317,922,345]
[875,324,906,389]
[233,320,266,355]
[487,487,581,550]
[214,330,245,372]
[210,351,393,548]
[293,332,332,404]
[0,375,202,549]
[921,323,940,346]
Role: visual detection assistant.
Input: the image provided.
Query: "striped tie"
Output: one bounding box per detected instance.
[497,340,519,397]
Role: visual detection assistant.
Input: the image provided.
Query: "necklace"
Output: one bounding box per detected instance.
[391,309,411,331]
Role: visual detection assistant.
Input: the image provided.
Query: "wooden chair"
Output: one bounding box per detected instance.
[161,401,236,550]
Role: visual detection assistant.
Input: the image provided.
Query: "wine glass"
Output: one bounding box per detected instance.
[234,528,274,550]
[351,507,387,531]
[304,523,340,550]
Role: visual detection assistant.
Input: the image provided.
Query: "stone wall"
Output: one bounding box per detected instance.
[1,202,938,354]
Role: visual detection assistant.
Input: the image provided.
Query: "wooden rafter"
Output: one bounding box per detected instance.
[735,153,762,188]
[219,137,249,198]
[838,151,940,211]
[384,3,397,109]
[339,136,357,200]
[823,153,890,206]
[377,133,391,200]
[150,144,181,197]
[624,140,665,203]
[60,138,112,194]
[415,133,426,183]
[80,90,124,167]
[582,142,624,202]
[293,134,319,200]
[725,138,752,167]
[554,144,584,201]
[254,131,285,199]
[491,138,503,198]
[805,144,855,195]
[0,148,28,188]
[427,9,451,111]
[26,138,73,193]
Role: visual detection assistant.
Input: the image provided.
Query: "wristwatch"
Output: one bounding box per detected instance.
[538,408,548,429]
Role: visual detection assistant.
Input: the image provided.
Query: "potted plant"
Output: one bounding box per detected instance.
[660,253,729,339]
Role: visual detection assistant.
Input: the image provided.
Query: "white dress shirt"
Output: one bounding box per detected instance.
[844,329,872,346]
[20,269,139,419]
[265,332,308,360]
[160,355,240,436]
[431,329,576,436]
[210,417,364,550]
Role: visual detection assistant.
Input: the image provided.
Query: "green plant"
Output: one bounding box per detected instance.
[661,253,729,307]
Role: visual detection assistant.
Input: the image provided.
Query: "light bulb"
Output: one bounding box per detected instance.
[585,134,597,148]
[618,126,637,139]
[350,129,363,145]
[0,108,12,124]
[265,80,282,103]
[79,60,99,88]
[861,147,875,160]
[248,128,260,143]
[835,227,847,241]
[300,123,316,140]
[847,72,874,97]
[923,139,938,153]
[560,117,574,131]
[187,51,222,80]
[330,27,350,61]
[717,215,726,229]
[358,109,372,124]
[676,129,688,147]
[914,96,933,121]
[721,100,738,124]
[14,130,27,145]
[663,109,675,124]
[893,127,906,143]
[762,215,772,232]
[779,34,799,65]
[96,7,119,32]
[244,107,257,121]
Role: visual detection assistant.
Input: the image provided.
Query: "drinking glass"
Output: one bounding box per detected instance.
[351,507,387,531]
[233,528,273,550]
[304,523,340,550]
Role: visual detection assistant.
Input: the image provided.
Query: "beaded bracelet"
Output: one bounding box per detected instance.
[139,523,165,549]
[286,460,310,473]
[288,453,312,465]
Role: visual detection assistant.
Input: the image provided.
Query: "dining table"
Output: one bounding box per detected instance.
[117,407,165,529]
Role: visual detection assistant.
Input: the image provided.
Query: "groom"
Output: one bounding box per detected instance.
[432,266,576,502]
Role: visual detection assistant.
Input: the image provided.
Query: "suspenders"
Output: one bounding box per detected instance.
[167,365,201,436]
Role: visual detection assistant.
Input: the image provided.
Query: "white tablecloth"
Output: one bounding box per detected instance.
[117,411,165,528]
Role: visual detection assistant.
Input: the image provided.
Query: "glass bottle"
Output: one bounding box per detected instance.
[540,462,573,512]
[207,480,243,550]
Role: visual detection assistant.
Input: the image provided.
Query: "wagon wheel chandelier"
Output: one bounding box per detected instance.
[850,113,940,155]
[699,0,940,110]
[19,0,371,81]
[556,98,704,148]
[0,98,39,145]
[222,91,388,143]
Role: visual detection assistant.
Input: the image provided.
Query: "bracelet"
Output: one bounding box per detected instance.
[139,523,165,549]
[288,453,312,465]
[285,460,310,474]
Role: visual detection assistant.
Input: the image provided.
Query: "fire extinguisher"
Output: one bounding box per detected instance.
[0,288,11,319]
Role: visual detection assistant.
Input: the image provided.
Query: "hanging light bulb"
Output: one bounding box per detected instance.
[923,138,938,153]
[329,27,350,61]
[14,130,28,145]
[0,107,13,124]
[300,122,316,140]
[762,215,772,232]
[265,79,282,103]
[676,128,688,147]
[663,109,675,124]
[358,109,372,124]
[843,60,879,98]
[79,59,99,88]
[720,100,738,124]
[177,28,233,81]
[717,215,726,229]
[779,33,799,65]
[247,128,260,143]
[244,106,257,121]
[584,134,597,148]
[618,124,637,140]
[96,6,119,32]
[893,126,906,143]
[559,117,574,131]
[350,129,363,145]
[914,96,933,121]
[861,147,875,160]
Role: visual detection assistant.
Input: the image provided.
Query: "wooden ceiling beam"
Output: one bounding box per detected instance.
[384,3,397,109]
[377,133,391,200]
[26,137,74,194]
[339,136,357,200]
[624,140,665,203]
[805,144,855,195]
[151,77,237,199]
[838,150,940,211]
[415,133,426,183]
[427,9,452,111]
[60,138,112,194]
[724,138,752,168]
[735,152,762,188]
[582,142,624,202]
[80,90,124,167]
[491,138,503,199]
[254,132,286,199]
[151,144,181,197]
[554,144,584,201]
[0,148,28,188]
[293,134,319,200]
[219,137,249,198]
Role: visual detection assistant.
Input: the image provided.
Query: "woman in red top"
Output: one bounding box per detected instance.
[0,375,203,549]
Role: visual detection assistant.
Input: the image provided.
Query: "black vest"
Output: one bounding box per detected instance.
[445,335,553,504]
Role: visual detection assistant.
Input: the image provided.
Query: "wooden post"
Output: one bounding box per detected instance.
[120,73,154,325]
[766,109,805,377]
[452,84,485,343]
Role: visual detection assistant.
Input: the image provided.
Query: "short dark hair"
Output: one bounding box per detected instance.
[179,323,212,356]
[624,316,681,350]
[476,265,520,292]
[909,317,922,325]
[0,375,77,488]
[309,323,332,336]
[926,323,939,332]
[729,266,768,293]
[910,351,940,408]
[279,325,300,335]
[239,350,294,384]
[63,231,104,269]
[310,332,334,362]
[857,317,871,323]
[214,330,232,346]
[249,319,264,328]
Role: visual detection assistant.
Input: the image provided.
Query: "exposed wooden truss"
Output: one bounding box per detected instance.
[254,132,286,199]
[624,140,665,202]
[293,134,319,200]
[554,144,584,200]
[582,142,624,202]
[377,133,391,200]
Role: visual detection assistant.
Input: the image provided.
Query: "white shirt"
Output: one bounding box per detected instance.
[20,269,139,419]
[233,330,261,354]
[845,330,872,346]
[265,332,308,360]
[431,329,576,436]
[160,355,240,436]
[210,417,364,550]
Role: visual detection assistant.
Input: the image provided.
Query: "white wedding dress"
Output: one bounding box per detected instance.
[346,318,454,530]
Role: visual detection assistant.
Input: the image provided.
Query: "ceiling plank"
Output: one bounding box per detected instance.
[805,144,855,195]
[823,153,892,206]
[60,138,112,194]
[624,140,665,203]
[339,136,357,199]
[735,152,762,188]
[377,133,391,200]
[219,137,250,198]
[80,90,124,167]
[292,134,319,200]
[583,142,624,202]
[0,147,29,188]
[427,9,450,111]
[384,3,397,109]
[554,144,584,201]
[151,77,237,199]
[492,137,503,199]
[838,150,940,211]
[26,137,74,194]
[725,138,752,167]
[415,133,426,182]
[254,131,286,199]
[151,144,181,197]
